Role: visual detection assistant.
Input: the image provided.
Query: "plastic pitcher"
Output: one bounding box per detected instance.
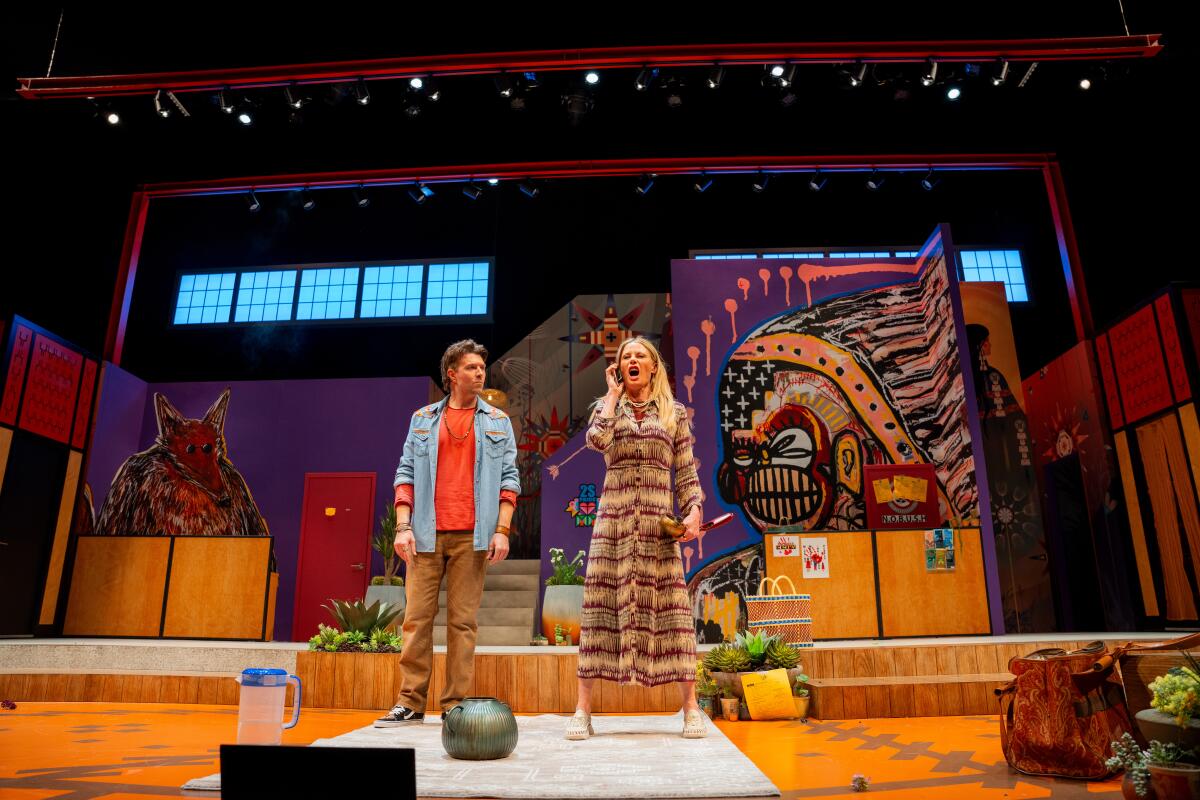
[235,668,301,745]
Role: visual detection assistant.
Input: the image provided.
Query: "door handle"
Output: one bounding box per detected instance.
[351,562,365,571]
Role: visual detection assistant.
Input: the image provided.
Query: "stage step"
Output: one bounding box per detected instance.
[432,624,535,647]
[415,559,541,645]
[482,559,540,575]
[432,606,534,626]
[436,589,535,608]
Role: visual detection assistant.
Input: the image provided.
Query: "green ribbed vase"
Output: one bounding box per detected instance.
[441,697,518,760]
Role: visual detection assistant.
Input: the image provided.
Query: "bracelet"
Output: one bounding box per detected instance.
[397,522,413,532]
[494,525,510,535]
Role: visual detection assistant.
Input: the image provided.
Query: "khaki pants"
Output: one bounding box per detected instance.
[395,532,488,712]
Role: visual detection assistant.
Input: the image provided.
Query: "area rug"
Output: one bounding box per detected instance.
[182,713,780,798]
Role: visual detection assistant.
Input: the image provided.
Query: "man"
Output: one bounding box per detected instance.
[375,339,519,726]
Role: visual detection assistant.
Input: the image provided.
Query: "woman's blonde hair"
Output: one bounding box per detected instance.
[594,336,680,436]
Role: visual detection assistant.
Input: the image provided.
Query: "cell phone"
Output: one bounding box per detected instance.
[616,369,623,384]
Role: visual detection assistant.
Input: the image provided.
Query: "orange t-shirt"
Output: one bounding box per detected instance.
[395,406,517,530]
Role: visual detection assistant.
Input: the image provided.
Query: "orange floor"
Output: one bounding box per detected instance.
[0,703,1123,799]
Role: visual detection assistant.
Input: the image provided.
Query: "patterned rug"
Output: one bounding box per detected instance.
[182,713,779,798]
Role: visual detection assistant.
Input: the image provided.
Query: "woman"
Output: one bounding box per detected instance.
[565,336,707,740]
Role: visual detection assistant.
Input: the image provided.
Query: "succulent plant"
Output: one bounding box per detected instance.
[764,640,801,669]
[734,630,781,667]
[703,643,752,673]
[322,598,403,634]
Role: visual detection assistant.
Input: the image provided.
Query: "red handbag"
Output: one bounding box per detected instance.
[996,641,1133,779]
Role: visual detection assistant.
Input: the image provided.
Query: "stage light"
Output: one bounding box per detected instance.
[285,83,307,109]
[408,182,435,204]
[487,178,500,186]
[217,89,235,114]
[778,65,796,88]
[409,77,424,90]
[106,110,121,125]
[751,172,771,193]
[426,80,440,102]
[354,78,370,105]
[462,182,483,200]
[708,66,725,89]
[523,72,540,89]
[353,185,370,208]
[518,180,539,198]
[693,173,713,193]
[1079,77,1093,91]
[920,168,940,191]
[237,110,253,125]
[635,68,653,91]
[808,170,827,192]
[246,190,261,213]
[1018,62,1039,88]
[584,71,600,85]
[946,85,962,100]
[849,62,868,87]
[564,92,592,125]
[770,65,786,78]
[154,89,170,118]
[866,170,885,191]
[301,188,316,211]
[634,174,655,195]
[991,59,1010,86]
[921,59,938,87]
[494,73,514,97]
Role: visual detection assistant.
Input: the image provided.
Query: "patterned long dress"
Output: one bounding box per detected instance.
[577,398,704,686]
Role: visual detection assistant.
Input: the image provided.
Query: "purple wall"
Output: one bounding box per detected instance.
[86,363,149,510]
[89,373,431,640]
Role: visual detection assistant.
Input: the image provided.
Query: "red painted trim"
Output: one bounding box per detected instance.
[1043,160,1093,341]
[17,36,1163,99]
[105,192,149,366]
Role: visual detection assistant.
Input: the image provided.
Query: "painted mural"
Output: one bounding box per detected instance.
[670,229,985,642]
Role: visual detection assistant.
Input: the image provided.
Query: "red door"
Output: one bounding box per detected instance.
[291,472,376,641]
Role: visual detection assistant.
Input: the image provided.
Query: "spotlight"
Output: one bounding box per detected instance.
[634,174,655,195]
[751,172,771,193]
[946,85,962,101]
[849,62,868,87]
[217,88,235,114]
[494,73,514,97]
[408,183,435,204]
[246,190,261,213]
[462,182,484,200]
[353,185,370,208]
[584,71,600,85]
[91,98,120,125]
[403,100,422,118]
[301,188,316,211]
[770,65,786,78]
[778,65,796,88]
[921,59,939,87]
[522,71,540,89]
[487,178,500,186]
[707,66,725,89]
[635,67,655,92]
[991,59,1010,87]
[237,110,253,126]
[808,170,827,192]
[693,173,713,193]
[105,109,121,125]
[920,168,940,191]
[426,80,440,102]
[563,92,593,125]
[154,89,171,118]
[285,83,307,110]
[354,78,370,105]
[1079,76,1093,91]
[866,170,885,191]
[518,180,540,198]
[409,77,424,90]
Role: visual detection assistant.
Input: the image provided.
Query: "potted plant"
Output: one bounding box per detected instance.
[542,547,585,642]
[1108,732,1200,800]
[719,686,739,722]
[1137,652,1200,749]
[701,630,806,700]
[696,662,720,719]
[793,671,812,719]
[554,623,573,646]
[307,599,404,653]
[364,504,405,629]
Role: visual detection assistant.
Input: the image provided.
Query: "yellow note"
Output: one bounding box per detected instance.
[740,668,798,720]
[892,474,928,502]
[872,478,894,504]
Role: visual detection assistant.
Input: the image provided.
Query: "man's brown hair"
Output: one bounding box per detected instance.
[440,339,488,394]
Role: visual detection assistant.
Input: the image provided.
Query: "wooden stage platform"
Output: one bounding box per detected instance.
[0,633,1175,720]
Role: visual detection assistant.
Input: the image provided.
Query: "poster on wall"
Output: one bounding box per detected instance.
[924,528,956,571]
[771,533,800,558]
[801,537,829,578]
[864,463,940,529]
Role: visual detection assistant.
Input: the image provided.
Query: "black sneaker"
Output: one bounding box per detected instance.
[374,705,424,727]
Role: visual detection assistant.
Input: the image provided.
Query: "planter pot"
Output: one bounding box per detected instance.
[793,695,810,719]
[1122,772,1152,800]
[1147,762,1200,800]
[698,696,716,719]
[719,698,739,721]
[542,584,584,643]
[711,668,806,701]
[364,584,405,632]
[1135,708,1200,750]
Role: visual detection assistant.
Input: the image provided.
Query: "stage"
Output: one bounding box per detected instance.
[0,632,1175,720]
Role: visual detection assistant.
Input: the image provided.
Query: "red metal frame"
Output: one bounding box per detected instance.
[18,37,1162,99]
